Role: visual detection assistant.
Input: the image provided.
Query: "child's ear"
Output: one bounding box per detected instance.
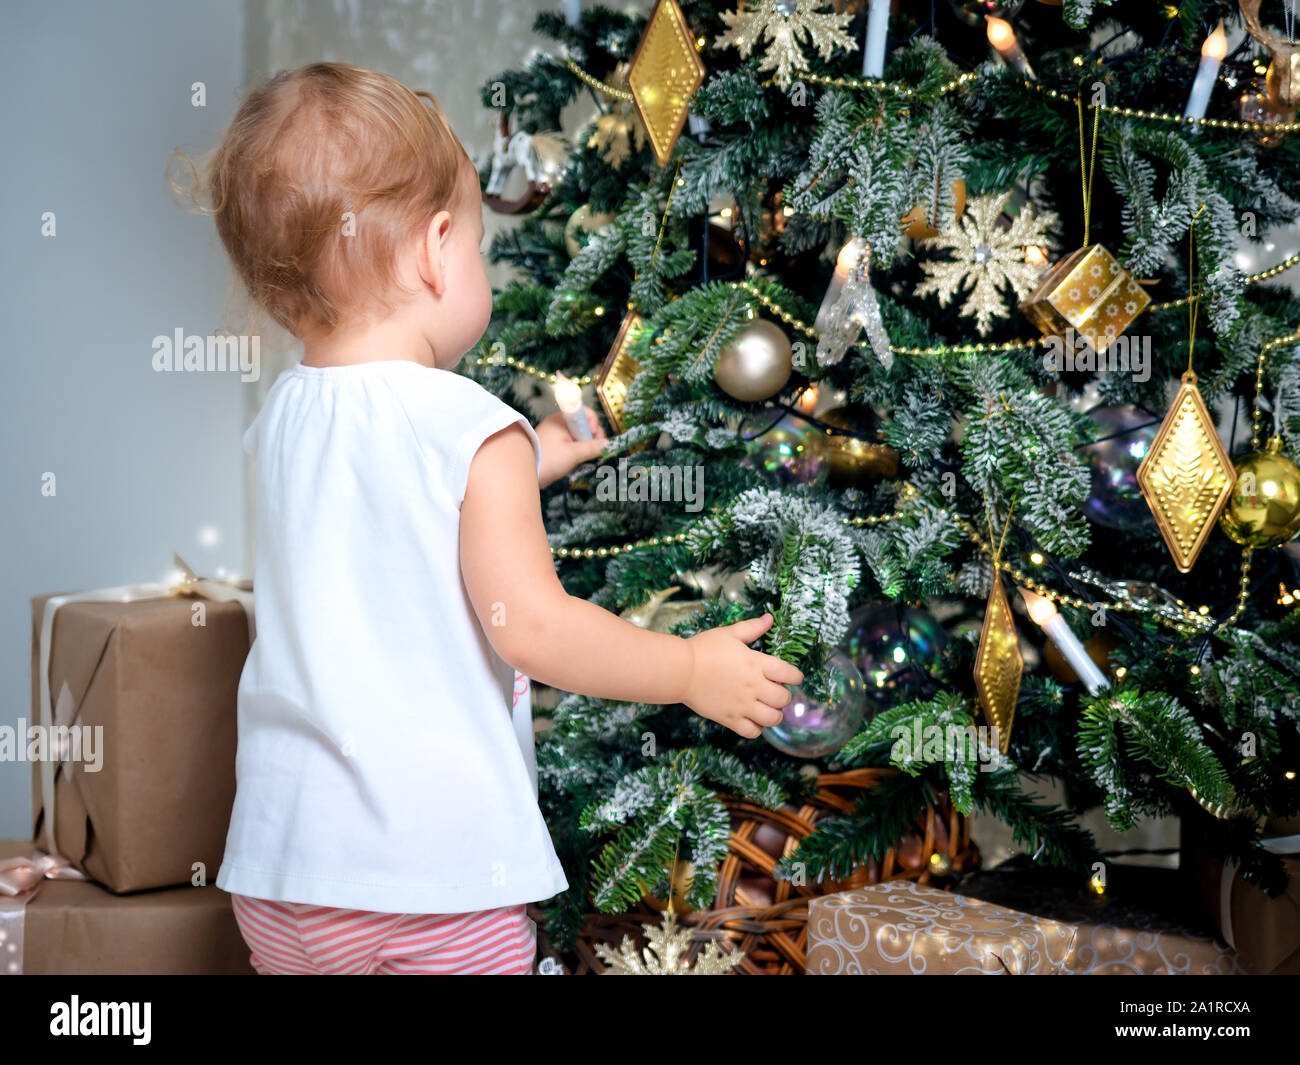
[417,210,453,297]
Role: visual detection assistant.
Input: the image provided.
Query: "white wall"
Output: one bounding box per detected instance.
[0,1,247,836]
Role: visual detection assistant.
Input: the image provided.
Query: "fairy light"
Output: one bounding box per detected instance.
[1025,244,1050,269]
[986,16,1034,78]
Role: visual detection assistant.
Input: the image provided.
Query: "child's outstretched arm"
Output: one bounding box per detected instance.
[532,409,606,487]
[460,424,802,738]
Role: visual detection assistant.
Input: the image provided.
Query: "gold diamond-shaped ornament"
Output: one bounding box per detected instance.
[628,0,706,167]
[1136,372,1234,573]
[974,574,1022,755]
[596,310,644,433]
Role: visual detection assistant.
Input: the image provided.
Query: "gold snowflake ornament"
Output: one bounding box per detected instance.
[716,0,858,90]
[914,191,1058,335]
[595,911,746,975]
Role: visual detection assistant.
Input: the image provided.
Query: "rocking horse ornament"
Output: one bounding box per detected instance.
[482,111,567,214]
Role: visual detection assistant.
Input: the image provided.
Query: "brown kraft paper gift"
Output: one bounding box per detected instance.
[29,592,249,893]
[0,839,254,974]
[1185,815,1300,974]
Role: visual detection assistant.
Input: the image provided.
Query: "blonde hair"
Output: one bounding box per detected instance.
[171,62,473,336]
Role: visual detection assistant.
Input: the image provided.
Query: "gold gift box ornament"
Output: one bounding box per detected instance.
[1021,244,1150,354]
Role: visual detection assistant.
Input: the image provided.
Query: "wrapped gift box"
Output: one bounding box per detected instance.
[807,862,1241,975]
[1184,817,1300,975]
[806,880,1078,974]
[956,858,1241,975]
[1021,243,1149,355]
[29,589,250,893]
[0,840,253,974]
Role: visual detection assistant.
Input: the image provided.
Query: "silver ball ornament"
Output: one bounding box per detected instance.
[713,319,793,402]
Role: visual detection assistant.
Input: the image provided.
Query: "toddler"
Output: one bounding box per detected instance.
[201,62,802,975]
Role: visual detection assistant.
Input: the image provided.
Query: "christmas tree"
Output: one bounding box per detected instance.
[469,0,1300,947]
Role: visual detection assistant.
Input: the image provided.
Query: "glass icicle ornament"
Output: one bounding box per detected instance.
[815,238,893,369]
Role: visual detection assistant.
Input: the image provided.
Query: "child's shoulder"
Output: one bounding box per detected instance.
[245,361,508,453]
[397,364,516,421]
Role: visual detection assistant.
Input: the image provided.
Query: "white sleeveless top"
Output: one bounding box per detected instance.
[216,360,568,914]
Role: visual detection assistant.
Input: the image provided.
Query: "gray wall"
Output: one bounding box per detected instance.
[1,1,247,836]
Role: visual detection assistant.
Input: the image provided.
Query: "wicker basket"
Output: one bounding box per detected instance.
[531,768,979,975]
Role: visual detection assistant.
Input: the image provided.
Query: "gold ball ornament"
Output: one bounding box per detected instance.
[713,319,793,402]
[900,179,967,241]
[818,406,900,491]
[564,204,616,258]
[641,858,714,915]
[1219,436,1300,549]
[619,587,707,634]
[928,851,954,877]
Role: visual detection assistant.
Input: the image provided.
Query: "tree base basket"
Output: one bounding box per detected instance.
[532,768,979,974]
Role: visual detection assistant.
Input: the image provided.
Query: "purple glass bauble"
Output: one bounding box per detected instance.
[740,411,829,488]
[844,605,947,703]
[1081,405,1159,532]
[763,650,866,759]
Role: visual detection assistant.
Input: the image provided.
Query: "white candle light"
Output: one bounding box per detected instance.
[561,0,581,27]
[863,0,890,78]
[1020,588,1111,695]
[1184,20,1228,122]
[815,237,868,334]
[553,373,592,441]
[986,17,1035,79]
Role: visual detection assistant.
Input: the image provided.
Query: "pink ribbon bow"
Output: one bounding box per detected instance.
[0,853,87,899]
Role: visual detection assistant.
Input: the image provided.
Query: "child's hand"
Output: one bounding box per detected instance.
[680,613,804,738]
[535,410,607,487]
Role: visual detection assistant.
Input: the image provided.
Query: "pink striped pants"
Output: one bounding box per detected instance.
[230,894,537,975]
